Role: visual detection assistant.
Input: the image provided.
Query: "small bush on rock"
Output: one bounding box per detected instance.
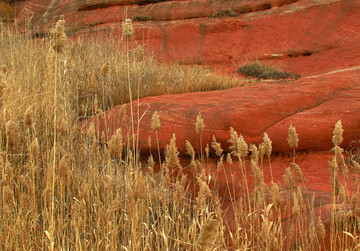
[212,9,238,18]
[132,15,151,22]
[237,62,300,80]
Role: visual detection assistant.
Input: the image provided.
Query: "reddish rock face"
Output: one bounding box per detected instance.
[16,0,360,77]
[83,68,360,155]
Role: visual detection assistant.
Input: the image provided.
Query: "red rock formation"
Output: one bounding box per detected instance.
[83,68,360,155]
[16,0,360,77]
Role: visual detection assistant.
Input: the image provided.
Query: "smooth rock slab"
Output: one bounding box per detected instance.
[83,67,360,155]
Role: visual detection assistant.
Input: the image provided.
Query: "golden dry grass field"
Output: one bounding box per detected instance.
[0,19,359,250]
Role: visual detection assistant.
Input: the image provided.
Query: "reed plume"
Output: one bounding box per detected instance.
[211,135,223,156]
[332,120,343,146]
[195,112,205,136]
[133,45,144,61]
[100,62,110,77]
[226,153,233,166]
[287,124,299,163]
[109,128,123,160]
[29,138,39,160]
[287,124,299,149]
[291,162,304,184]
[151,111,160,132]
[52,19,69,53]
[263,133,273,181]
[316,217,326,239]
[228,127,248,159]
[165,133,181,170]
[196,218,220,250]
[249,144,259,163]
[122,19,135,38]
[195,178,212,211]
[24,105,34,128]
[271,181,283,211]
[283,167,295,190]
[6,120,20,152]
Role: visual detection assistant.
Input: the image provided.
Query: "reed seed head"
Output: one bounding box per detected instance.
[165,133,181,169]
[109,128,123,160]
[332,120,343,146]
[287,124,299,148]
[24,105,34,127]
[118,104,127,123]
[271,181,283,211]
[291,162,304,183]
[6,120,20,152]
[249,144,259,163]
[174,179,184,207]
[185,140,195,160]
[217,154,224,173]
[195,112,205,136]
[135,172,146,201]
[316,217,326,239]
[195,178,212,211]
[211,135,223,156]
[90,71,98,89]
[226,153,233,166]
[134,45,144,61]
[52,19,68,53]
[100,62,110,77]
[263,133,272,158]
[151,111,160,132]
[197,218,220,250]
[259,143,265,164]
[228,127,248,159]
[29,138,39,159]
[122,19,135,38]
[251,160,263,188]
[205,143,209,159]
[283,167,295,190]
[59,154,70,184]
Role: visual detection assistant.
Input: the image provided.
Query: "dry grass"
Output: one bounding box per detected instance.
[0,20,359,250]
[0,0,21,23]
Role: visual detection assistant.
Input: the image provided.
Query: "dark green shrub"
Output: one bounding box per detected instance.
[237,62,300,80]
[132,15,151,22]
[212,9,238,18]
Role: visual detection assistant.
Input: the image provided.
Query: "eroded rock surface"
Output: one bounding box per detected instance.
[83,68,360,155]
[16,0,360,76]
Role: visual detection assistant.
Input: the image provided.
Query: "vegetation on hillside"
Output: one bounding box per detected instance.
[237,62,301,80]
[0,19,359,250]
